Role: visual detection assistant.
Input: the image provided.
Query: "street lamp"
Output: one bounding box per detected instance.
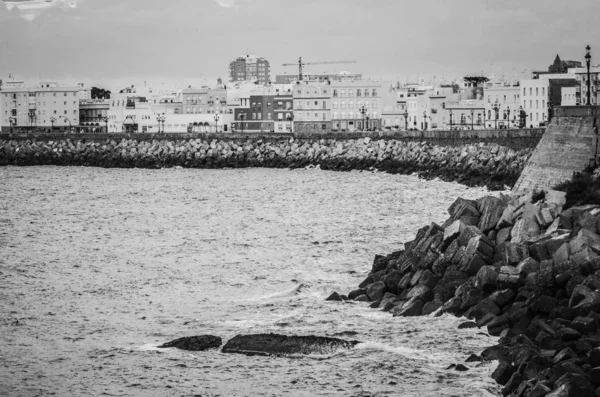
[492,101,500,129]
[506,107,511,129]
[50,116,56,133]
[240,113,246,134]
[403,110,409,131]
[8,116,16,134]
[586,45,592,106]
[214,113,220,133]
[366,114,371,131]
[287,113,294,134]
[101,116,109,133]
[59,116,72,133]
[449,109,453,130]
[422,111,427,131]
[470,109,474,130]
[156,113,166,133]
[359,105,368,131]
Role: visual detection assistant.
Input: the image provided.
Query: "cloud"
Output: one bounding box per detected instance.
[213,0,252,8]
[1,0,81,21]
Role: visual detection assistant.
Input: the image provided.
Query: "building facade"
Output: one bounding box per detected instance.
[79,99,109,132]
[572,67,600,105]
[520,77,578,127]
[330,80,382,131]
[1,81,79,133]
[275,72,363,84]
[229,54,270,85]
[293,82,331,133]
[483,82,521,129]
[182,87,228,115]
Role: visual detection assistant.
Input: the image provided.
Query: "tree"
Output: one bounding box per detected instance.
[463,76,490,87]
[91,87,111,99]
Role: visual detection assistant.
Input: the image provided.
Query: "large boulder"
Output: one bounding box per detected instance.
[477,196,508,233]
[221,334,360,356]
[158,335,222,351]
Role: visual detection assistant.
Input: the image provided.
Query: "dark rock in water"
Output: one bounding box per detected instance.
[454,363,469,371]
[158,335,222,351]
[221,333,360,356]
[465,353,483,362]
[458,321,477,329]
[325,291,346,301]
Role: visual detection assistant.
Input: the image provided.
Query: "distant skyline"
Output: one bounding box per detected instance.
[1,0,599,91]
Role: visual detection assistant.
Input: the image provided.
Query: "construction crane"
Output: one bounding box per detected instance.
[282,57,357,81]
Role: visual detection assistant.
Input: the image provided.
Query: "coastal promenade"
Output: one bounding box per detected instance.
[0,128,543,190]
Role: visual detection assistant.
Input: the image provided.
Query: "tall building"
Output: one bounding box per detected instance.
[229,54,271,85]
[293,81,332,133]
[1,81,80,133]
[330,80,382,131]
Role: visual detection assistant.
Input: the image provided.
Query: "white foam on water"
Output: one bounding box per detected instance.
[355,341,429,361]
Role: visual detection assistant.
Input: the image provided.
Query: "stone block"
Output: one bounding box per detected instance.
[552,242,571,266]
[496,204,517,229]
[383,271,403,295]
[544,217,561,236]
[570,228,600,254]
[397,272,413,292]
[459,253,488,276]
[503,243,529,267]
[516,257,541,275]
[489,289,516,308]
[366,281,388,302]
[496,227,512,245]
[465,236,495,263]
[529,236,552,262]
[393,297,424,317]
[511,217,541,244]
[537,207,556,228]
[571,246,600,266]
[498,266,525,290]
[474,265,498,293]
[492,360,516,385]
[406,285,434,303]
[546,234,571,255]
[469,297,501,320]
[477,196,508,233]
[409,270,422,287]
[418,269,440,289]
[457,225,485,247]
[442,220,466,251]
[448,197,480,220]
[575,208,600,233]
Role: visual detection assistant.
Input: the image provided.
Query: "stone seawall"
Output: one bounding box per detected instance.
[0,133,540,189]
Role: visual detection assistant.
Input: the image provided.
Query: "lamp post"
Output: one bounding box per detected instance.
[156,113,166,133]
[403,110,409,131]
[449,109,453,130]
[359,105,367,131]
[214,113,220,133]
[586,45,592,106]
[422,111,427,131]
[492,101,500,129]
[101,116,109,133]
[60,116,72,133]
[240,113,246,134]
[470,109,474,130]
[50,116,56,133]
[287,113,294,134]
[366,114,370,131]
[8,116,16,134]
[519,105,527,128]
[506,107,511,129]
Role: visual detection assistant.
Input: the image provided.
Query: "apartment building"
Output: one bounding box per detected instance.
[292,82,331,133]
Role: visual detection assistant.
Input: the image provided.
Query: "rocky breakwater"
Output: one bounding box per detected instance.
[334,191,600,396]
[0,136,533,189]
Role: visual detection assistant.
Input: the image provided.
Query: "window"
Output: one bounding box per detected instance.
[267,113,271,120]
[357,89,361,97]
[314,101,318,106]
[536,87,539,96]
[341,101,346,109]
[523,88,526,96]
[258,113,262,119]
[529,88,532,96]
[333,101,338,109]
[64,110,67,115]
[252,113,256,120]
[364,89,369,97]
[333,89,338,97]
[372,89,377,97]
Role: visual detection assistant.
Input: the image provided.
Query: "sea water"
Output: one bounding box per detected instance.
[0,166,501,396]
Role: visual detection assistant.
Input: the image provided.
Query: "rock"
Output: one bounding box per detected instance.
[527,383,551,397]
[458,321,478,329]
[325,292,346,301]
[158,335,222,351]
[459,253,488,276]
[442,220,467,251]
[511,217,541,244]
[348,288,366,300]
[366,281,388,302]
[487,314,510,336]
[393,297,424,317]
[474,265,499,293]
[397,272,413,291]
[469,298,501,321]
[570,228,600,254]
[570,285,600,314]
[221,334,360,356]
[498,266,525,290]
[497,204,517,229]
[478,196,508,233]
[503,243,529,266]
[516,257,541,275]
[502,371,525,396]
[489,289,517,308]
[448,197,480,220]
[553,347,578,364]
[354,294,370,302]
[406,285,434,303]
[556,328,581,342]
[590,347,600,367]
[465,353,483,362]
[454,363,469,371]
[383,270,403,294]
[418,269,440,289]
[571,316,598,335]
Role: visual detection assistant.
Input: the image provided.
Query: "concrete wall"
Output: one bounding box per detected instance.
[512,106,600,193]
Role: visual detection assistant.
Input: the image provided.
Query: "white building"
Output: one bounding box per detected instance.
[1,81,80,132]
[483,81,521,128]
[561,86,577,106]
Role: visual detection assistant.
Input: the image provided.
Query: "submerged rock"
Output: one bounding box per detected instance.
[158,335,222,351]
[221,333,360,356]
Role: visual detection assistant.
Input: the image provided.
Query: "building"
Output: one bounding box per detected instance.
[381,88,408,130]
[561,86,577,106]
[1,81,80,133]
[182,87,228,116]
[520,77,578,127]
[232,84,293,133]
[533,55,582,79]
[293,82,332,133]
[571,67,600,105]
[275,71,363,84]
[229,54,270,85]
[330,80,382,131]
[79,99,109,132]
[483,81,521,129]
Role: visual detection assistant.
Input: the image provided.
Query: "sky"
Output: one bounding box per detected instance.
[1,0,599,91]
